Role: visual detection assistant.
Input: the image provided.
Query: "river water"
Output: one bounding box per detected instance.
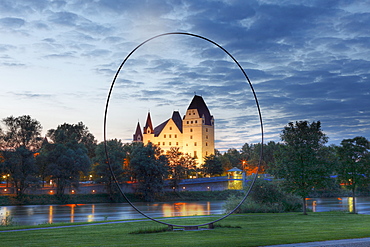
[1,197,370,226]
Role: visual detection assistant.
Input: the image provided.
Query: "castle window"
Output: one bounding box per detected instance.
[169,142,171,145]
[194,142,197,146]
[189,112,191,115]
[193,112,195,115]
[206,142,208,146]
[176,142,178,145]
[158,142,160,145]
[194,151,197,158]
[169,134,171,138]
[186,144,188,146]
[163,142,165,145]
[164,134,166,138]
[190,128,193,132]
[206,128,208,132]
[190,136,193,139]
[175,134,177,138]
[206,135,208,139]
[191,121,193,124]
[206,151,208,155]
[169,127,172,130]
[187,121,189,124]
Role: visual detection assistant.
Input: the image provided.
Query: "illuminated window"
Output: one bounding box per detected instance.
[158,142,160,145]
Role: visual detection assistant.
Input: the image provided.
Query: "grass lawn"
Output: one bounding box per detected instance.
[1,212,370,246]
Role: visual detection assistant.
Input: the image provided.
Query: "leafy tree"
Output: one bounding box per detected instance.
[44,141,90,196]
[271,121,331,215]
[43,123,95,196]
[166,147,196,190]
[93,139,127,200]
[202,153,223,176]
[220,148,241,171]
[335,136,370,213]
[1,115,43,150]
[130,142,168,201]
[47,122,97,159]
[2,147,38,196]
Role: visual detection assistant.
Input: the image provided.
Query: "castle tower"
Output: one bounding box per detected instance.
[182,95,215,166]
[133,122,143,142]
[143,112,154,143]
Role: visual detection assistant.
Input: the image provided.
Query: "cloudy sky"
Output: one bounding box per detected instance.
[0,0,369,151]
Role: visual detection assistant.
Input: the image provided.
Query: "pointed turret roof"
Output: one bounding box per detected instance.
[133,122,143,141]
[143,112,154,134]
[187,95,213,125]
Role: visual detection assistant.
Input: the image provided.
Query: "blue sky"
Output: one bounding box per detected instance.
[0,0,369,151]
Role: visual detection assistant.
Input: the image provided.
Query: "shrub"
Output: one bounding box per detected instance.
[223,179,302,213]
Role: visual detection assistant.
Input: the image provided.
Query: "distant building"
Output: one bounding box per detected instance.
[133,95,215,166]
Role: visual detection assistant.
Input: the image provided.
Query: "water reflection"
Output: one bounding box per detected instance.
[0,201,225,226]
[306,197,366,213]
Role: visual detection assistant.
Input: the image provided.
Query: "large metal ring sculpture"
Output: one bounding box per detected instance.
[104,32,264,230]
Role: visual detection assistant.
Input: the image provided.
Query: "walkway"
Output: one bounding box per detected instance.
[264,237,370,246]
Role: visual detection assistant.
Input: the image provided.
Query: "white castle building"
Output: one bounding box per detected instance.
[133,95,215,166]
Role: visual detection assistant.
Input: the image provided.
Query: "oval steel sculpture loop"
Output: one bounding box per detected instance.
[104,32,264,229]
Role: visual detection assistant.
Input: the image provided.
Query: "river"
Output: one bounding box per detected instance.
[1,197,370,226]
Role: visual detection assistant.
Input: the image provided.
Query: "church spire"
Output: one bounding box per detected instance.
[143,112,154,134]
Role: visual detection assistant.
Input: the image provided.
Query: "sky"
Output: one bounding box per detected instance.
[0,0,369,152]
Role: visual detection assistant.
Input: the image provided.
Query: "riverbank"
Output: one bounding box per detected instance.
[0,190,242,206]
[1,212,370,246]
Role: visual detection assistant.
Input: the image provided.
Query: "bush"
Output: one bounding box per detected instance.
[223,179,302,213]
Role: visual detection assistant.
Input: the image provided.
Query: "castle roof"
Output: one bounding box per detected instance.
[154,111,183,136]
[143,112,154,134]
[133,122,143,141]
[187,95,213,125]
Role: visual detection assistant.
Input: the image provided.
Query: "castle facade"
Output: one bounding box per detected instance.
[133,95,215,166]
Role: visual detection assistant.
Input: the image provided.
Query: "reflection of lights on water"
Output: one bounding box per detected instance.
[161,202,207,217]
[49,205,53,224]
[0,207,9,222]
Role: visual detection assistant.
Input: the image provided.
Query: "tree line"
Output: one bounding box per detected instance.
[1,115,369,209]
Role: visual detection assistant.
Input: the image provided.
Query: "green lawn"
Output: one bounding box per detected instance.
[1,212,370,246]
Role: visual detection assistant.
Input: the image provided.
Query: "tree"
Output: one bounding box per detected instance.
[1,115,43,150]
[335,136,370,213]
[93,139,127,200]
[166,147,196,190]
[202,153,223,176]
[2,147,39,196]
[130,142,168,201]
[271,121,331,215]
[47,122,97,159]
[220,148,241,171]
[44,141,90,196]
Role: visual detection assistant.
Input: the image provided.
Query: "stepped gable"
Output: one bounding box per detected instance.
[187,95,213,125]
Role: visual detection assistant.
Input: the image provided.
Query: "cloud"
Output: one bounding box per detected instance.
[0,17,25,28]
